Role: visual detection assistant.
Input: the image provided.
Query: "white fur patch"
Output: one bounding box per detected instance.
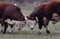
[25,17,36,29]
[5,19,14,24]
[39,29,42,33]
[46,26,50,31]
[14,3,17,6]
[5,19,26,31]
[13,20,26,30]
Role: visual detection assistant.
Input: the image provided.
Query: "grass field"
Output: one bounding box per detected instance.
[0,5,60,39]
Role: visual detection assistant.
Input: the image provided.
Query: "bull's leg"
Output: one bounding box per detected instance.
[43,17,50,34]
[0,19,4,32]
[46,26,50,34]
[0,23,4,32]
[3,22,8,33]
[38,19,43,34]
[9,24,14,32]
[44,24,50,34]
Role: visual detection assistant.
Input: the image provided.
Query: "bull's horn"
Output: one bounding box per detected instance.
[25,17,28,20]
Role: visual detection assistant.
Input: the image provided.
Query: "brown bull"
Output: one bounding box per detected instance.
[0,2,25,33]
[26,1,60,34]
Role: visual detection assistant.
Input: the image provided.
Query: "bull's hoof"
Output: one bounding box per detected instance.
[46,30,50,34]
[3,32,5,34]
[3,32,6,34]
[31,28,33,30]
[1,30,3,32]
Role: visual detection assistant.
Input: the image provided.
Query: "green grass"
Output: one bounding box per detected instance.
[20,5,34,16]
[0,5,60,39]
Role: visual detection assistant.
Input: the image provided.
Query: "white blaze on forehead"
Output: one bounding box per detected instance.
[25,19,36,28]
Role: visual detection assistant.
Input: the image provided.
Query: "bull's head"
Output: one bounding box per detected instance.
[25,16,37,30]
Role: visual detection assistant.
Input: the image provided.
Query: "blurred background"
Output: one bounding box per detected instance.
[0,0,52,6]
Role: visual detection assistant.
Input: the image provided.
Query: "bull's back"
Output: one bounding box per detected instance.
[3,3,25,21]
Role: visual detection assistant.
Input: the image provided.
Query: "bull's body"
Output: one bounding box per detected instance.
[27,1,60,34]
[0,2,25,33]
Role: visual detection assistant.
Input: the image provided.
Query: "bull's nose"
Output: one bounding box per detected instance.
[31,28,33,30]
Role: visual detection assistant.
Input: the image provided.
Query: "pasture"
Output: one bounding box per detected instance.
[0,5,60,39]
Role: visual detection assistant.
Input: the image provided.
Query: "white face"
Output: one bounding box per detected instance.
[25,17,37,30]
